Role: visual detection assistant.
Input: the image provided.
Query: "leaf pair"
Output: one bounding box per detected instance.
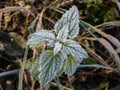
[27,6,88,88]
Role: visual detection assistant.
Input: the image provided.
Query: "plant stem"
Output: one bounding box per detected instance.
[18,46,29,90]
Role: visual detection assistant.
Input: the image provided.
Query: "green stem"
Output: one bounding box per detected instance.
[18,46,29,90]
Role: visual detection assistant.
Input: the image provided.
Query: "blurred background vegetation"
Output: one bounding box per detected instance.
[0,0,120,90]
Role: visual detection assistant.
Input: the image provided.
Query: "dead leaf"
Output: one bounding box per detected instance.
[9,32,26,48]
[0,31,24,57]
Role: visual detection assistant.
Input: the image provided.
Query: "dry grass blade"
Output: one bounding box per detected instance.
[113,0,120,11]
[116,2,120,11]
[0,84,3,90]
[105,34,120,48]
[80,20,120,70]
[0,6,34,17]
[79,36,120,69]
[43,16,55,25]
[57,0,74,7]
[96,21,120,30]
[116,48,120,53]
[78,40,110,67]
[98,38,120,69]
[35,8,46,32]
[0,6,25,13]
[80,20,120,52]
[51,82,73,90]
[95,26,120,49]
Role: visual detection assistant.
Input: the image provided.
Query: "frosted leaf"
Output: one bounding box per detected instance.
[53,41,62,55]
[62,40,88,63]
[26,6,88,88]
[54,6,79,39]
[56,24,69,42]
[27,30,55,48]
[38,50,67,88]
[64,55,78,75]
[48,40,56,47]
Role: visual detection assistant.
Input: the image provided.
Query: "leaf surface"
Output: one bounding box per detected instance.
[62,40,88,63]
[38,50,67,87]
[56,24,69,42]
[30,59,39,78]
[64,55,78,75]
[53,41,62,55]
[54,6,79,39]
[27,30,55,48]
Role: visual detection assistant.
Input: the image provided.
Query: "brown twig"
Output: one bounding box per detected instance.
[51,82,73,90]
[0,13,2,30]
[0,6,25,13]
[43,15,56,25]
[35,7,46,32]
[0,84,3,90]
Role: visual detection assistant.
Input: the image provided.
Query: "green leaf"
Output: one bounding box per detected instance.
[38,50,67,87]
[62,40,88,63]
[104,8,119,22]
[64,55,78,75]
[54,6,79,39]
[30,59,40,78]
[27,30,55,48]
[56,24,69,42]
[53,41,62,55]
[28,16,39,34]
[96,0,102,4]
